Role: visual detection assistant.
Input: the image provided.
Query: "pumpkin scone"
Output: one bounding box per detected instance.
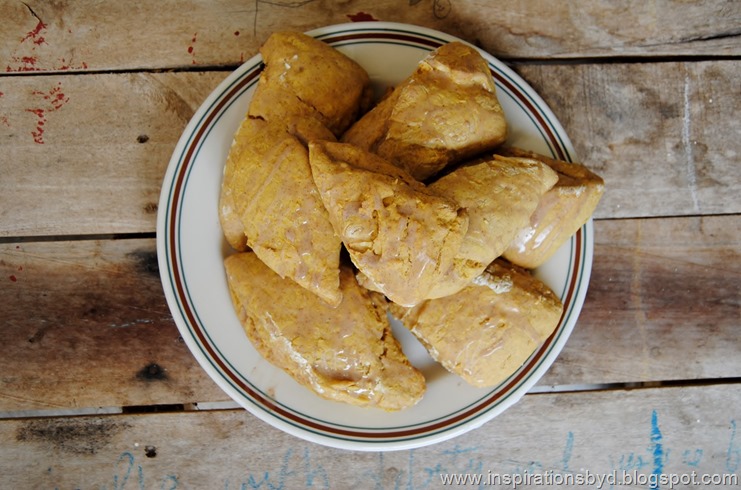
[223,117,342,306]
[341,41,507,181]
[225,252,426,411]
[425,154,558,299]
[219,115,260,252]
[220,114,337,252]
[248,31,373,137]
[309,140,469,307]
[391,259,563,388]
[497,147,605,269]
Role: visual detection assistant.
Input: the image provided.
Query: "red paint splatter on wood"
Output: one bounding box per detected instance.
[56,58,89,71]
[187,33,198,64]
[18,266,23,271]
[6,55,40,72]
[32,84,68,110]
[234,31,240,36]
[347,12,379,22]
[6,58,41,72]
[21,21,48,44]
[26,108,46,144]
[6,20,89,72]
[25,82,69,144]
[9,275,17,282]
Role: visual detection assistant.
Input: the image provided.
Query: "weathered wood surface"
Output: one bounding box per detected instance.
[1,0,740,74]
[540,214,741,386]
[514,60,741,219]
[1,61,739,238]
[0,71,225,237]
[1,0,739,480]
[1,385,739,489]
[1,215,738,412]
[0,239,228,413]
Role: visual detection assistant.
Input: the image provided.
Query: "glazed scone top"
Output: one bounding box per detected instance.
[225,251,425,411]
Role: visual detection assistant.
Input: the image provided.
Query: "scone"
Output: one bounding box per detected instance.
[248,31,373,137]
[222,117,342,306]
[219,115,260,252]
[391,259,563,388]
[426,154,558,299]
[309,140,469,307]
[225,252,426,411]
[341,41,507,180]
[498,147,605,269]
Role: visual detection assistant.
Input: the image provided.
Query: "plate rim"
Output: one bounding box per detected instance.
[156,21,593,451]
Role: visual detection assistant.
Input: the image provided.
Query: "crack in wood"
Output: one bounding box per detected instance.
[21,1,42,24]
[679,28,741,44]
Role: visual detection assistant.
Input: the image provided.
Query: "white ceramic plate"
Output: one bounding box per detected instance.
[157,22,593,451]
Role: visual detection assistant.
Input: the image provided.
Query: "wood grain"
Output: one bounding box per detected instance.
[0,384,739,488]
[0,215,738,412]
[540,215,741,386]
[0,71,225,237]
[1,0,739,483]
[1,0,739,73]
[514,60,741,219]
[1,62,739,238]
[0,239,228,412]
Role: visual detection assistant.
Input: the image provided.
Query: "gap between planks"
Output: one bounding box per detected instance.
[1,212,739,243]
[2,377,739,421]
[0,232,157,244]
[0,53,739,80]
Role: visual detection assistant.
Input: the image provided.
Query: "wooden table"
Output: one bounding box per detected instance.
[1,1,739,487]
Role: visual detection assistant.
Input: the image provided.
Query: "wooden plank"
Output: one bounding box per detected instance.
[0,71,225,237]
[540,214,741,386]
[0,385,739,488]
[1,62,739,238]
[1,0,740,73]
[0,239,229,412]
[0,215,738,412]
[514,60,741,219]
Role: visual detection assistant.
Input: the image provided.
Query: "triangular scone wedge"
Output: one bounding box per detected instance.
[219,110,337,252]
[425,154,558,299]
[498,147,605,269]
[309,141,468,307]
[219,115,257,252]
[391,259,563,388]
[248,31,373,137]
[225,252,426,411]
[226,117,342,306]
[341,42,507,181]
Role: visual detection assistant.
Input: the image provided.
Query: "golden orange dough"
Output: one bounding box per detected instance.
[497,148,605,269]
[248,31,373,137]
[309,140,469,307]
[225,252,426,411]
[219,115,337,252]
[219,31,375,304]
[219,115,257,252]
[220,117,342,306]
[342,42,507,181]
[391,259,563,388]
[425,154,559,299]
